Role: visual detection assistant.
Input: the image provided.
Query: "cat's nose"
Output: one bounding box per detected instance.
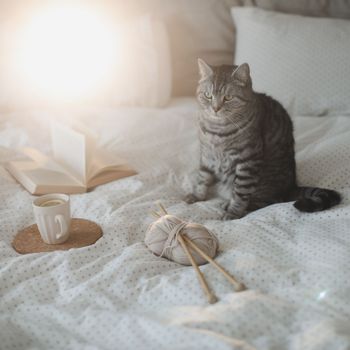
[213,105,222,113]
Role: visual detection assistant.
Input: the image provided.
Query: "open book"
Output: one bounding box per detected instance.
[6,122,136,195]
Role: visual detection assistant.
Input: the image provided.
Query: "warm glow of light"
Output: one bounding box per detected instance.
[15,5,119,102]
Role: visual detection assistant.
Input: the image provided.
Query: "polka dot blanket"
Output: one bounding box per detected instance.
[0,98,349,350]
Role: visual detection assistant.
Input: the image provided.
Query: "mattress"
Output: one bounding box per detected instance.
[0,98,349,350]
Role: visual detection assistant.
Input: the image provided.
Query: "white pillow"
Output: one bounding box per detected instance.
[232,7,350,116]
[0,14,171,109]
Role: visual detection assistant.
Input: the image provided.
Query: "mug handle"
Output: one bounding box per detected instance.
[55,214,68,239]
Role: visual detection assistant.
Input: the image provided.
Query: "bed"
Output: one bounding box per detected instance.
[1,0,350,348]
[1,97,350,349]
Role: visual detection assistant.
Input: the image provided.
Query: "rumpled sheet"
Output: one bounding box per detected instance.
[0,98,349,350]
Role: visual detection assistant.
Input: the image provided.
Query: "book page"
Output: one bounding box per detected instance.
[7,156,85,195]
[87,167,136,189]
[22,147,69,174]
[51,122,88,184]
[72,121,97,171]
[87,148,129,181]
[11,161,84,187]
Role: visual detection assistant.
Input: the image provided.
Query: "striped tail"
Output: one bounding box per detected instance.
[290,186,341,213]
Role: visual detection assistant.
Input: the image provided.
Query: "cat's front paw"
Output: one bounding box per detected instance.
[222,212,237,220]
[219,200,230,211]
[222,210,246,220]
[184,194,200,204]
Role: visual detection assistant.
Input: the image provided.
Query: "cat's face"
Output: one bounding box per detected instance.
[197,60,253,122]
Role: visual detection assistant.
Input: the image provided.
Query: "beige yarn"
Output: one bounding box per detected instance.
[145,214,219,265]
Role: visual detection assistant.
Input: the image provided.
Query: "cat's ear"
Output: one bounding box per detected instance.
[232,63,251,86]
[198,58,213,80]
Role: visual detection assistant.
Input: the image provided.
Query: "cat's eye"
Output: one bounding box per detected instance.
[204,91,212,99]
[224,94,234,101]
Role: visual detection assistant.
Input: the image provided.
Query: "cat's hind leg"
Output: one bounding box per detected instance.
[222,161,262,219]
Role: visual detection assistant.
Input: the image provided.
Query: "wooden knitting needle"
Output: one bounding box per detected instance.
[150,210,161,218]
[154,202,217,302]
[158,202,168,215]
[183,236,245,292]
[177,234,217,304]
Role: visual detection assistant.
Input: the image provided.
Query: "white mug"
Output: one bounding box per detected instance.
[32,193,71,244]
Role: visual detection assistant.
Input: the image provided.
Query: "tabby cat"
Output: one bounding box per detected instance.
[185,59,341,220]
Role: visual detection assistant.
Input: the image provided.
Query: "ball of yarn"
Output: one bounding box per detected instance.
[145,214,219,265]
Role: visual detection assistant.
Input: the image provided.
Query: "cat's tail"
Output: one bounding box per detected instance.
[289,186,341,212]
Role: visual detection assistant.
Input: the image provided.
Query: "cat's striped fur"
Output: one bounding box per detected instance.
[186,59,341,219]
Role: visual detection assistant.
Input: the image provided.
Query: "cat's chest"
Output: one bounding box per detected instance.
[201,145,238,176]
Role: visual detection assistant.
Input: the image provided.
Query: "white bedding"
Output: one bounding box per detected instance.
[0,98,349,350]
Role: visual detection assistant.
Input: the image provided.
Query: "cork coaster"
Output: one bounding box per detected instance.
[12,218,103,254]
